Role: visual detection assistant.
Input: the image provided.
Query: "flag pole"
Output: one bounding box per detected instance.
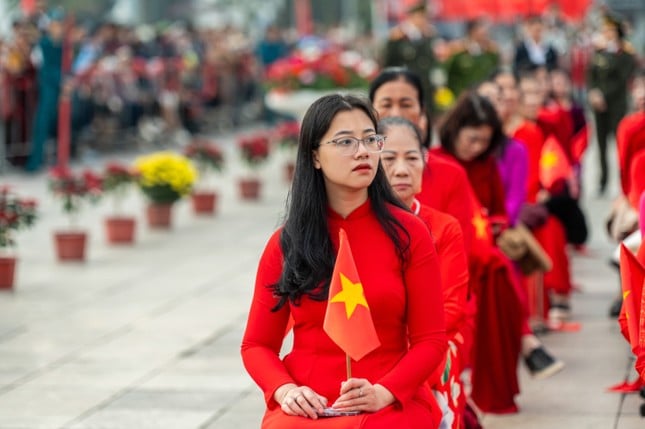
[346,354,352,379]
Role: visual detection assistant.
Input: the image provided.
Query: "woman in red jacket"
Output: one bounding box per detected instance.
[379,116,469,429]
[241,94,447,428]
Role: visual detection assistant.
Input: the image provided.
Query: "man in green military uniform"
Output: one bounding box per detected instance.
[587,14,637,196]
[382,2,436,111]
[444,19,500,98]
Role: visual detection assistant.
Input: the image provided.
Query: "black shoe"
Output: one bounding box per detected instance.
[609,297,622,319]
[524,347,565,379]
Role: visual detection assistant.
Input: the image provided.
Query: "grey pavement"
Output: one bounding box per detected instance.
[0,129,643,429]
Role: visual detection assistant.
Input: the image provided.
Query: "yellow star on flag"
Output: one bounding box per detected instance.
[472,211,489,240]
[541,151,558,169]
[623,290,631,319]
[330,273,369,319]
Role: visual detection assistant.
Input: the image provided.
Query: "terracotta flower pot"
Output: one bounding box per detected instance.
[54,231,87,262]
[191,191,218,215]
[146,203,173,229]
[0,256,16,290]
[239,178,261,200]
[105,216,136,244]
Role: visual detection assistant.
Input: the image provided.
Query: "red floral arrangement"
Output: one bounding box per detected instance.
[265,47,378,92]
[184,139,225,173]
[274,121,300,150]
[49,166,102,225]
[103,163,139,191]
[0,187,37,249]
[238,134,271,169]
[102,163,139,214]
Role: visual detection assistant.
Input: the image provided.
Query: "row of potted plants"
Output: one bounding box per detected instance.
[0,187,37,289]
[1,126,302,290]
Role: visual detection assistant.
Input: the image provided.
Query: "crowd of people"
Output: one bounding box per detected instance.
[241,3,645,429]
[1,7,263,172]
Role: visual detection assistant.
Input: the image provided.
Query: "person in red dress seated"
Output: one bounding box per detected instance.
[379,116,469,429]
[369,68,476,251]
[241,95,447,428]
[513,71,576,324]
[435,92,564,412]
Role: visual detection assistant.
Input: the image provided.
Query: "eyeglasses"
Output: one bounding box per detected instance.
[322,135,386,156]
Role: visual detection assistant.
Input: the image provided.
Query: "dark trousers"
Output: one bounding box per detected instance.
[593,102,626,192]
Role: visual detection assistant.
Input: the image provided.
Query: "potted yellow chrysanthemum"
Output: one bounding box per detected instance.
[134,152,197,229]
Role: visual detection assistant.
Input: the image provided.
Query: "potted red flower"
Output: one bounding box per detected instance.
[237,133,271,200]
[0,187,37,290]
[183,138,225,215]
[48,166,102,261]
[102,163,139,244]
[273,121,300,182]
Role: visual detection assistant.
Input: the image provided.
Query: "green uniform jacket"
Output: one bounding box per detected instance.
[445,49,499,97]
[383,33,436,106]
[587,48,636,109]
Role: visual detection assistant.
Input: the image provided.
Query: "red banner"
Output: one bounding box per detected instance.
[434,0,591,22]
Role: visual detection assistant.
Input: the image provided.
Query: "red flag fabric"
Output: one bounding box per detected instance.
[618,244,644,354]
[639,258,645,380]
[539,136,572,193]
[640,192,645,239]
[628,151,645,211]
[323,228,381,361]
[570,126,588,164]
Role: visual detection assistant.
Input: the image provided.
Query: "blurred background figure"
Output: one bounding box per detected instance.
[1,18,37,167]
[25,7,65,172]
[444,18,500,99]
[587,14,637,197]
[382,1,437,111]
[513,15,559,75]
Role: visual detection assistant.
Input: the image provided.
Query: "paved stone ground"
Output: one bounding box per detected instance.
[0,128,643,429]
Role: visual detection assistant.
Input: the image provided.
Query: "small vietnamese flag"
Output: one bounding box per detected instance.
[637,243,645,380]
[468,192,492,246]
[323,228,380,361]
[539,136,573,192]
[618,244,644,355]
[570,126,588,165]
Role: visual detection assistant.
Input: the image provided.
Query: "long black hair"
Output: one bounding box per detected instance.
[368,67,432,148]
[272,94,410,311]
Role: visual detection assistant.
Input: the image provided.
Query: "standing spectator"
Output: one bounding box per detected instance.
[513,15,559,75]
[444,19,500,98]
[382,2,437,111]
[256,25,288,69]
[25,9,65,173]
[256,25,289,124]
[587,14,637,196]
[1,20,37,167]
[569,22,593,103]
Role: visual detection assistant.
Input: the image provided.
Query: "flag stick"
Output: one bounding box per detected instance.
[346,354,352,379]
